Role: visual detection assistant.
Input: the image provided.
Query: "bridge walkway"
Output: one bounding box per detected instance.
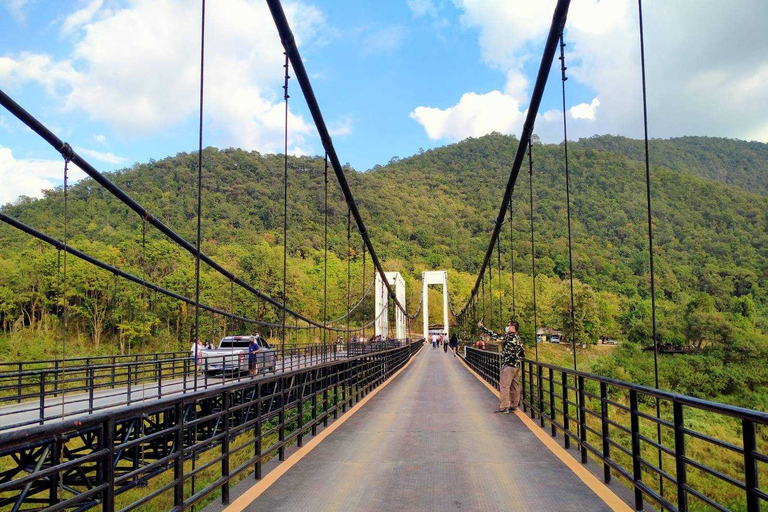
[223,346,621,512]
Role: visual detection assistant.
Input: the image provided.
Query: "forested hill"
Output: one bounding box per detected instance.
[0,133,766,358]
[572,135,768,197]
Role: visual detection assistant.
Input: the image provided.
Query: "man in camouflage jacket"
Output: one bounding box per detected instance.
[478,320,525,413]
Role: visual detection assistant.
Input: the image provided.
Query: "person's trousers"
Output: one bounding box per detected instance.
[444,343,448,352]
[499,365,521,411]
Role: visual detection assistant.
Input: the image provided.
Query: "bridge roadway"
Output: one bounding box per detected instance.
[218,346,619,512]
[0,351,346,432]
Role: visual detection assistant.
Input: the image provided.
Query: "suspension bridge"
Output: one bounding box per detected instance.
[0,0,766,511]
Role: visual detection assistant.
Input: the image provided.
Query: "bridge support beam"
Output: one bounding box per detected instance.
[421,271,449,340]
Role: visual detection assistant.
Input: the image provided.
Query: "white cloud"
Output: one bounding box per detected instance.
[1,0,324,154]
[412,0,768,144]
[75,146,126,165]
[361,25,408,56]
[570,97,600,120]
[328,116,353,138]
[0,146,87,205]
[61,0,104,37]
[1,0,28,24]
[410,90,525,141]
[408,0,438,18]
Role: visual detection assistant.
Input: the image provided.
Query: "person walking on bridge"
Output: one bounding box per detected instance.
[478,320,524,414]
[443,333,449,353]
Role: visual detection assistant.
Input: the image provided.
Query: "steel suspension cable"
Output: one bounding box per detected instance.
[323,152,328,350]
[488,254,493,326]
[509,202,516,320]
[362,237,366,339]
[559,34,578,371]
[281,51,290,364]
[497,235,503,323]
[528,139,539,362]
[61,154,70,416]
[638,0,664,501]
[192,0,206,394]
[347,208,351,342]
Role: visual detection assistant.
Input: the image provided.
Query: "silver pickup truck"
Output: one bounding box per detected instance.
[202,336,276,374]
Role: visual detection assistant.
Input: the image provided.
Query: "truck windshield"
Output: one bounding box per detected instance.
[219,338,250,348]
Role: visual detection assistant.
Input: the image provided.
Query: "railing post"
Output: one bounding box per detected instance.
[297,373,305,448]
[102,418,115,512]
[549,367,556,436]
[111,358,116,389]
[221,390,230,504]
[278,377,286,461]
[88,367,95,413]
[254,382,262,480]
[54,361,59,397]
[578,375,587,464]
[529,362,535,420]
[630,389,644,510]
[538,365,544,427]
[311,368,318,436]
[562,372,570,449]
[17,363,23,403]
[173,402,184,512]
[673,401,688,512]
[521,359,527,413]
[743,418,759,512]
[157,361,162,399]
[39,372,45,425]
[600,381,611,483]
[127,363,132,406]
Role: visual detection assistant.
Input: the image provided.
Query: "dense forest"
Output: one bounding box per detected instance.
[1,133,767,407]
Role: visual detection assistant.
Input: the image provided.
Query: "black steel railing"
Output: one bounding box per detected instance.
[463,347,768,512]
[0,340,411,432]
[0,341,422,512]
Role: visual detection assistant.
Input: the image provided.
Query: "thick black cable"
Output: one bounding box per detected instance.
[559,34,578,371]
[638,0,664,501]
[0,213,292,329]
[529,139,539,362]
[456,0,571,317]
[265,0,405,316]
[281,51,290,362]
[0,92,330,331]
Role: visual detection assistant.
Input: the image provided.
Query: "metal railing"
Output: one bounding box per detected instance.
[0,351,189,374]
[0,341,422,512]
[0,340,411,432]
[463,347,768,512]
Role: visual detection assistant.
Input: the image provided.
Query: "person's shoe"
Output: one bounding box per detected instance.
[502,408,511,414]
[509,407,518,412]
[494,408,509,413]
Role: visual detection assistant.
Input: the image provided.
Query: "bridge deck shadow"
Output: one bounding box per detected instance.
[211,346,624,512]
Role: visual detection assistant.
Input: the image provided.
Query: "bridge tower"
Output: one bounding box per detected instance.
[422,270,449,340]
[374,272,407,339]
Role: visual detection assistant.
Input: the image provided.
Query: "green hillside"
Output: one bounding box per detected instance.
[1,133,767,404]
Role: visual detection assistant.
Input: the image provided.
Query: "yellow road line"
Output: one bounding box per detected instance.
[222,345,424,512]
[456,355,633,512]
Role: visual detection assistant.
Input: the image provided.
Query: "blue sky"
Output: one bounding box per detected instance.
[1,0,767,204]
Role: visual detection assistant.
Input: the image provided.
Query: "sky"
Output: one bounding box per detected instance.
[1,0,767,205]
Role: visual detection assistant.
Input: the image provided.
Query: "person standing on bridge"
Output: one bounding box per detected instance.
[248,335,261,376]
[443,333,449,353]
[449,332,459,357]
[478,320,524,413]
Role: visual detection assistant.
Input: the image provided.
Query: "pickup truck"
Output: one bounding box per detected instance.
[201,336,276,374]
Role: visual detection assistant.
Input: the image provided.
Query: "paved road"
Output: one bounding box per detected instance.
[0,352,347,431]
[239,347,614,511]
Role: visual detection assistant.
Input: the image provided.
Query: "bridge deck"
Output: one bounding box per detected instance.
[231,346,616,512]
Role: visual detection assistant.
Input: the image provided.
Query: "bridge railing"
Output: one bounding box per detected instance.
[463,347,768,512]
[0,340,413,432]
[0,341,422,512]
